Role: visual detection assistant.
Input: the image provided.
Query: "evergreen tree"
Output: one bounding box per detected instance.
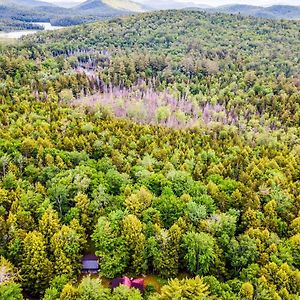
[20,231,53,296]
[122,214,147,274]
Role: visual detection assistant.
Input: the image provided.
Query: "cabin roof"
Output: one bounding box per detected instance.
[82,254,99,270]
[82,260,99,270]
[82,254,98,261]
[111,277,145,293]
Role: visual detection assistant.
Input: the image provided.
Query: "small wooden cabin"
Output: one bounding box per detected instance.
[81,254,99,274]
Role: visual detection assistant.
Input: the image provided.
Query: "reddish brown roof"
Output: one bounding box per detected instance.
[111,277,145,293]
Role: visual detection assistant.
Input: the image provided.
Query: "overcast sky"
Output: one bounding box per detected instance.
[50,0,300,7]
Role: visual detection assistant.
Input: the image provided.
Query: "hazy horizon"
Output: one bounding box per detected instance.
[47,0,300,7]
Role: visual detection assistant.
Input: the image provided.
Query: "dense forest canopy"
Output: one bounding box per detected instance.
[0,10,299,300]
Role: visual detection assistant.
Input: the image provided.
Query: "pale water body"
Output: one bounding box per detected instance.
[0,22,64,39]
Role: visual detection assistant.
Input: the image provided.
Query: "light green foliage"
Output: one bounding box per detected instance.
[43,275,69,300]
[183,232,216,275]
[50,223,84,278]
[77,277,110,300]
[125,188,153,217]
[0,282,24,300]
[166,171,194,197]
[148,224,182,277]
[92,213,129,278]
[122,214,147,274]
[112,285,143,300]
[227,235,259,273]
[59,89,74,102]
[209,211,238,246]
[239,282,254,300]
[186,202,207,225]
[106,170,130,195]
[20,231,53,296]
[59,283,78,300]
[155,106,171,124]
[74,192,90,227]
[150,276,211,300]
[153,191,186,228]
[39,207,60,244]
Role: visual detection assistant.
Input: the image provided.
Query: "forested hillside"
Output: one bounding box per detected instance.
[0,3,97,30]
[0,10,299,300]
[1,1,299,33]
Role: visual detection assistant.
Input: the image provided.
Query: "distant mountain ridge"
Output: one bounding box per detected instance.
[140,0,211,10]
[0,0,55,7]
[76,0,145,13]
[207,4,300,20]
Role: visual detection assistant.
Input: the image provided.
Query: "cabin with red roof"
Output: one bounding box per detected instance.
[111,276,145,294]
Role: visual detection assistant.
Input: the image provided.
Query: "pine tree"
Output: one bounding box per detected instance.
[74,192,90,228]
[50,222,85,278]
[20,231,53,296]
[39,207,60,245]
[122,214,147,274]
